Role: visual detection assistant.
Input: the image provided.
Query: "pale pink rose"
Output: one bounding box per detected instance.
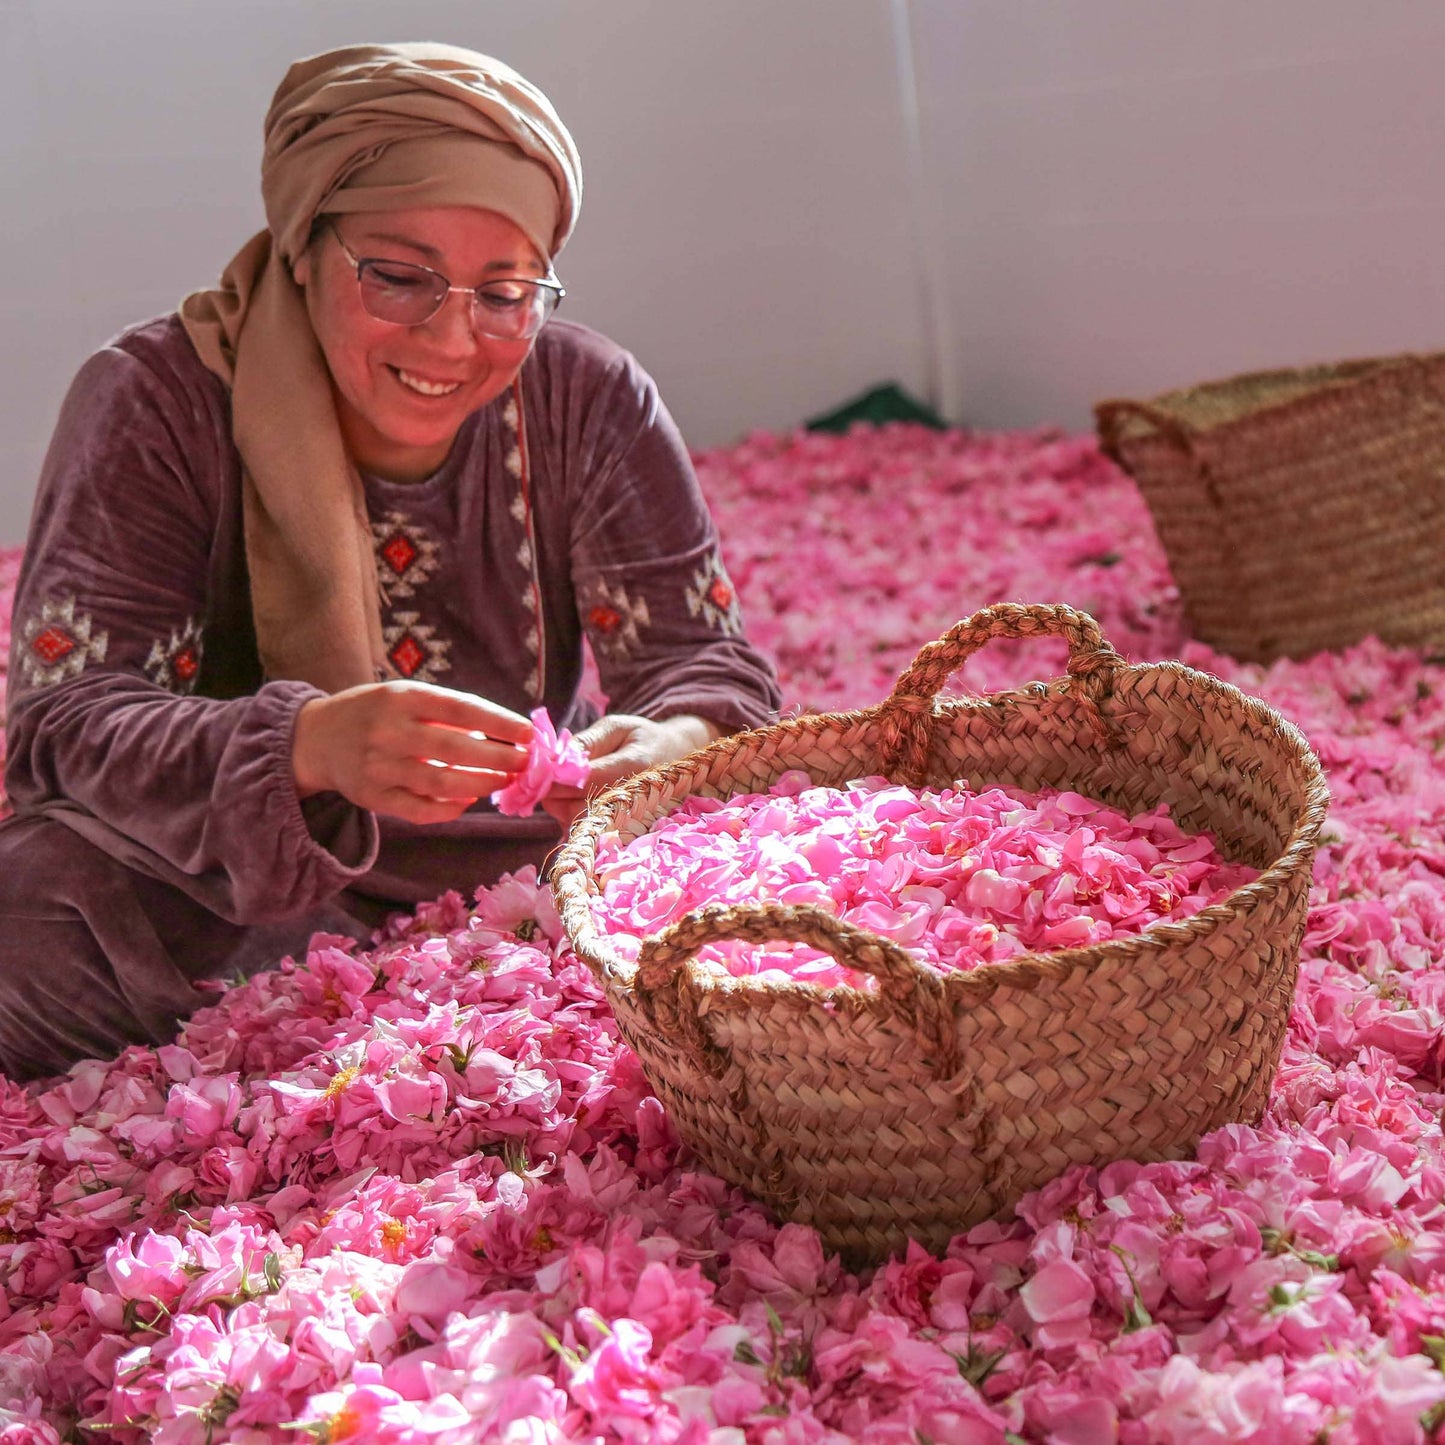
[565,1316,663,1419]
[1019,1258,1096,1349]
[1350,1354,1445,1445]
[102,1230,188,1304]
[394,1261,476,1321]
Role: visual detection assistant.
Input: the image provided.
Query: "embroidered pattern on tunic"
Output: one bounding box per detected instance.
[685,552,744,637]
[373,512,442,600]
[144,617,204,695]
[19,596,109,689]
[383,612,452,683]
[580,576,652,660]
[504,377,546,703]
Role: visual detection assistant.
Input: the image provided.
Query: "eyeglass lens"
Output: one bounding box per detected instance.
[357,260,559,339]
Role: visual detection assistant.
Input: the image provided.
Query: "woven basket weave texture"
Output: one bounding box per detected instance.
[553,604,1328,1264]
[1096,353,1445,663]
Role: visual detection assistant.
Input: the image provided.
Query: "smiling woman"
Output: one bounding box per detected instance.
[0,42,780,1081]
[301,210,552,482]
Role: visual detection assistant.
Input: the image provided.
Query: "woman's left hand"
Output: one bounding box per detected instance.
[540,712,724,830]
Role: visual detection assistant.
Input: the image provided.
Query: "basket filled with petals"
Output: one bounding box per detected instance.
[552,603,1329,1264]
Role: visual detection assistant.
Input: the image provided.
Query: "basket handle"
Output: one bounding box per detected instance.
[634,900,957,1074]
[1095,398,1198,463]
[1095,397,1225,511]
[877,602,1124,784]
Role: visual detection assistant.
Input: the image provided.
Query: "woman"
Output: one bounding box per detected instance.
[0,43,780,1080]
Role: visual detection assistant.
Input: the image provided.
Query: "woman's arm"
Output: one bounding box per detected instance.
[6,332,379,924]
[559,339,782,736]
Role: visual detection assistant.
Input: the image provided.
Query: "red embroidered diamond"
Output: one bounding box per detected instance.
[707,577,734,611]
[173,648,199,682]
[381,533,419,576]
[31,626,76,666]
[389,635,426,677]
[588,605,622,635]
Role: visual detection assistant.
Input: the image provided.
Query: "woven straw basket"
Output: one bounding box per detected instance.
[1096,353,1445,664]
[553,604,1328,1264]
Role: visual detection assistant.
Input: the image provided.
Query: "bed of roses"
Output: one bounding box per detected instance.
[1,424,1444,1442]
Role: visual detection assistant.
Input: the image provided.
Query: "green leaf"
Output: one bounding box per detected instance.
[264,1252,283,1293]
[1267,1282,1299,1311]
[734,1339,763,1367]
[1109,1243,1154,1332]
[541,1328,583,1370]
[1422,1333,1445,1372]
[951,1344,1007,1388]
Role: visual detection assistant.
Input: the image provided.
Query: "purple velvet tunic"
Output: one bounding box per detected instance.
[0,314,779,1075]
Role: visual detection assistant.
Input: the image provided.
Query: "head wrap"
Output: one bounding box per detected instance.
[179,43,582,692]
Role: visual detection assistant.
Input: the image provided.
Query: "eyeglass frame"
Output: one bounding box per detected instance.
[325,220,566,339]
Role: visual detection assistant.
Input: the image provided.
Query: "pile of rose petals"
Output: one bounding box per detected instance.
[592,772,1256,987]
[3,422,1445,1443]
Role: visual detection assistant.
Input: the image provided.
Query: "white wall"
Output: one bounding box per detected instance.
[0,0,928,542]
[909,1,1445,429]
[5,2,1445,544]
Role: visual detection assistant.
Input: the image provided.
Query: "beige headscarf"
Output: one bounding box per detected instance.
[180,43,583,692]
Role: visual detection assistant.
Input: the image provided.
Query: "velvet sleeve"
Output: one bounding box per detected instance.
[562,348,781,733]
[4,341,378,924]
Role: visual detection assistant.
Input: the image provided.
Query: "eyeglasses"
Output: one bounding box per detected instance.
[327,222,565,340]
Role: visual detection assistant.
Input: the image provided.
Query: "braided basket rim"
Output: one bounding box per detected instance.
[552,643,1329,1010]
[1095,349,1445,450]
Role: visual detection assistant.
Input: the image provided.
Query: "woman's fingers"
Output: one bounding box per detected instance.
[400,719,529,773]
[392,756,513,799]
[395,682,535,745]
[572,712,640,759]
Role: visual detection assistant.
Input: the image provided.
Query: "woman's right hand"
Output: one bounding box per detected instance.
[292,681,534,824]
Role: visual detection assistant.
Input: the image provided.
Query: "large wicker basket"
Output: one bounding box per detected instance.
[553,604,1328,1264]
[1096,353,1445,664]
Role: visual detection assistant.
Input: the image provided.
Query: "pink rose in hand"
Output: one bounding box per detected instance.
[491,708,590,817]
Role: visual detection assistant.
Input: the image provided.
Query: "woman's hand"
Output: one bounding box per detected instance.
[540,712,724,830]
[293,681,533,824]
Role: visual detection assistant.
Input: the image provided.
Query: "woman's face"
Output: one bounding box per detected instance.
[294,205,546,482]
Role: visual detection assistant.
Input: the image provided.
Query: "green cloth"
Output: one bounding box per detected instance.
[805,382,947,433]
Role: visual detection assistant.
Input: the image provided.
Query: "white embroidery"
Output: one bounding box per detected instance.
[503,376,545,703]
[686,553,744,637]
[373,511,442,600]
[144,617,204,695]
[383,612,452,684]
[582,577,652,660]
[19,597,108,689]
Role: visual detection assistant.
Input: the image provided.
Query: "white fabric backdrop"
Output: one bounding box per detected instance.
[4,0,1444,542]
